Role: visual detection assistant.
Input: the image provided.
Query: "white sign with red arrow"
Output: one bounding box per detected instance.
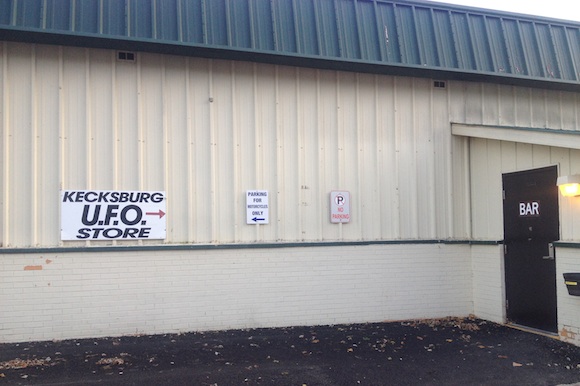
[60,190,167,240]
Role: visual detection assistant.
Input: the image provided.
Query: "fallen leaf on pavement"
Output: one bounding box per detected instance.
[512,362,523,367]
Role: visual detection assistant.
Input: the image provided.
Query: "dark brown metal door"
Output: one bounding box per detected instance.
[502,166,559,333]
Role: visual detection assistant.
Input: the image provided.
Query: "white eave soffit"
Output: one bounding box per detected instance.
[451,124,580,150]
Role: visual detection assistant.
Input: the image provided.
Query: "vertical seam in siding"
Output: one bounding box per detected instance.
[336,71,343,239]
[58,46,64,247]
[111,51,119,189]
[316,70,324,238]
[355,73,362,238]
[137,51,144,190]
[31,45,38,245]
[161,56,168,245]
[297,67,303,240]
[252,63,261,241]
[209,60,217,242]
[2,42,9,245]
[374,75,382,237]
[85,49,92,190]
[186,57,194,242]
[232,61,240,241]
[275,66,283,239]
[445,84,454,237]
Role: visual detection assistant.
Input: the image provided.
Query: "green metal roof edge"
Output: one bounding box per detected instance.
[1,25,578,93]
[1,0,579,91]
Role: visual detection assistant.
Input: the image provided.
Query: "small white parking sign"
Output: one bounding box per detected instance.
[246,190,269,224]
[330,191,350,223]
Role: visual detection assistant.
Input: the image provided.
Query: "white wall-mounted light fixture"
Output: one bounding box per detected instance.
[557,175,580,197]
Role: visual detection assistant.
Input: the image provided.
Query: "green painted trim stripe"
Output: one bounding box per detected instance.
[553,242,580,248]
[0,239,502,254]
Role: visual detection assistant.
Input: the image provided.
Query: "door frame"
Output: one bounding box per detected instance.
[502,165,560,333]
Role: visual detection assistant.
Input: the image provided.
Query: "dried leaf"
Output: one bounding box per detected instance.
[512,362,523,367]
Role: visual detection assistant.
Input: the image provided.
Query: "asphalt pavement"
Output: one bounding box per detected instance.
[1,317,579,385]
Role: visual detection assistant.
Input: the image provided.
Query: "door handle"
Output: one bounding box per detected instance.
[542,243,555,260]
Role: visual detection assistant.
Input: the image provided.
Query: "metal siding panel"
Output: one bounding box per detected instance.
[394,76,418,238]
[395,4,420,65]
[155,0,179,41]
[61,47,89,189]
[356,0,381,61]
[519,21,544,78]
[413,78,437,238]
[0,0,11,25]
[253,63,278,242]
[432,81,453,238]
[128,0,153,39]
[376,2,401,64]
[468,14,493,71]
[165,56,190,242]
[0,42,4,246]
[227,0,251,48]
[337,72,360,239]
[276,66,300,241]
[180,0,204,43]
[536,23,560,78]
[35,45,62,245]
[204,0,228,45]
[450,12,475,70]
[318,70,339,241]
[568,28,580,80]
[14,0,42,28]
[297,68,321,239]
[314,0,339,57]
[415,7,438,66]
[102,0,127,35]
[74,0,99,33]
[432,10,457,69]
[114,53,140,189]
[6,43,34,246]
[335,0,360,59]
[376,75,398,238]
[45,0,72,31]
[189,58,213,243]
[357,73,381,239]
[502,19,528,76]
[140,55,166,191]
[551,26,576,81]
[87,50,115,190]
[232,61,256,241]
[271,0,297,53]
[497,84,516,126]
[250,0,274,50]
[211,60,235,242]
[486,17,510,74]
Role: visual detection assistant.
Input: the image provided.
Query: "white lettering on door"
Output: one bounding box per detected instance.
[519,201,540,217]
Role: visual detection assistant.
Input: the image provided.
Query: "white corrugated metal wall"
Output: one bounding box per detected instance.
[1,42,470,248]
[2,42,580,248]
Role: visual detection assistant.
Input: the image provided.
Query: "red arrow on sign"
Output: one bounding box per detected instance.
[146,209,166,218]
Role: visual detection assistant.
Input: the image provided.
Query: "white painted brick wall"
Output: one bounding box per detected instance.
[471,244,506,324]
[556,247,580,346]
[0,243,473,343]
